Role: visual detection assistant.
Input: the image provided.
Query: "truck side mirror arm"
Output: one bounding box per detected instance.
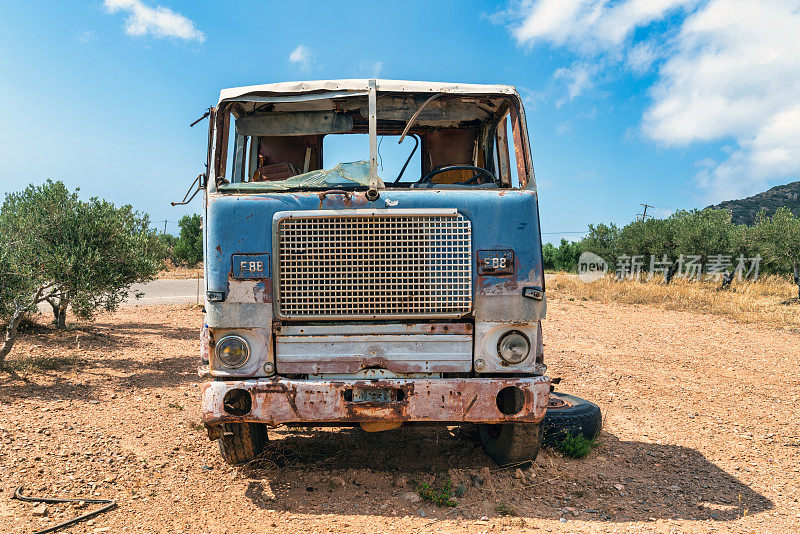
[171,173,205,206]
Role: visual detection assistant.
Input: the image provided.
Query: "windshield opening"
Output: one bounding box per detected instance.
[324,134,421,184]
[215,92,527,192]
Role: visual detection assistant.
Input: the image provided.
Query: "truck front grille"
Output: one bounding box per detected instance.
[275,209,472,318]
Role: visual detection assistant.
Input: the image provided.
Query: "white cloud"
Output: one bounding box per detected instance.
[499,0,800,202]
[505,1,692,107]
[626,41,658,75]
[356,60,383,77]
[643,0,800,201]
[288,44,313,71]
[104,0,204,42]
[510,0,694,52]
[552,62,598,104]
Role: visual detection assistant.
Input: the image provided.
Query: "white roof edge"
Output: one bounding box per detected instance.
[218,79,518,104]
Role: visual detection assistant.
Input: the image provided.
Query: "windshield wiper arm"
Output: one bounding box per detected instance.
[394,134,420,183]
[398,93,443,144]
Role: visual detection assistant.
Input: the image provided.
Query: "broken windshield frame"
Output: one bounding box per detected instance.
[210,88,532,193]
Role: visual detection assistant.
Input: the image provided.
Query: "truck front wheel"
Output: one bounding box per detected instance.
[478,422,543,466]
[218,423,267,464]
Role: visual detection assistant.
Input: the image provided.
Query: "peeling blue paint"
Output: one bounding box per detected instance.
[205,189,544,313]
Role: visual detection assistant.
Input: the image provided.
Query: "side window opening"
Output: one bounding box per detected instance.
[495,112,511,187]
[247,136,259,178]
[230,134,249,183]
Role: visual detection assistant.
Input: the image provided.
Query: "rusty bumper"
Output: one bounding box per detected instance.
[201,376,550,426]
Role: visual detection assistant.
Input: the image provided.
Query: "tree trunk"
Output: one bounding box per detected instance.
[55,300,68,329]
[0,302,25,371]
[48,295,68,329]
[720,270,734,291]
[794,264,800,300]
[665,262,679,284]
[47,297,59,322]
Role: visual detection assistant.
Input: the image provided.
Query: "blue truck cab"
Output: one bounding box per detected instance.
[199,79,550,465]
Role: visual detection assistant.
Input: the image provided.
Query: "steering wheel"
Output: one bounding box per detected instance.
[421,165,496,185]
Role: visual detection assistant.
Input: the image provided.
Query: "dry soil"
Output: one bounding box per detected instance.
[1,299,799,533]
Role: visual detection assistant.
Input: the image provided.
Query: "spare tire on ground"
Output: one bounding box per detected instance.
[542,392,602,447]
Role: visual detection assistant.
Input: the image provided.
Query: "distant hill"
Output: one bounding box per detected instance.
[706,181,800,225]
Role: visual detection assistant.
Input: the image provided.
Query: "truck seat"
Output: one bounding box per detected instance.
[251,163,300,182]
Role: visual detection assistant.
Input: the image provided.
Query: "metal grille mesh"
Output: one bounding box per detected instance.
[277,213,472,317]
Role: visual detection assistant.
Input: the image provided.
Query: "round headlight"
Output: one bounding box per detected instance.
[497,331,530,364]
[215,335,250,368]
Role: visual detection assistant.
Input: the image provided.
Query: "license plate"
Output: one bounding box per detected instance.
[352,388,393,403]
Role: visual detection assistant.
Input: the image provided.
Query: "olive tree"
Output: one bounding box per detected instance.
[671,209,733,263]
[0,180,166,340]
[0,213,65,371]
[63,197,167,323]
[752,207,800,297]
[618,218,675,260]
[0,241,42,370]
[580,222,620,266]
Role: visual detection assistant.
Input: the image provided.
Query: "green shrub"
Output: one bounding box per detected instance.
[558,432,598,459]
[495,503,518,516]
[417,479,457,507]
[543,239,582,272]
[173,214,203,267]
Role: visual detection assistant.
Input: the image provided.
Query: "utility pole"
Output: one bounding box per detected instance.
[163,220,168,234]
[637,203,654,221]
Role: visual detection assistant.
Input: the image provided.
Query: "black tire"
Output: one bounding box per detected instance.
[479,423,543,466]
[218,423,267,465]
[542,393,602,447]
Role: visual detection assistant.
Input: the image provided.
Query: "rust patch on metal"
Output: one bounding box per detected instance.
[201,377,550,427]
[253,280,272,303]
[409,322,471,335]
[510,106,529,188]
[461,394,478,421]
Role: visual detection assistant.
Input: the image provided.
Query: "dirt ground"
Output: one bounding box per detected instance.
[1,299,799,533]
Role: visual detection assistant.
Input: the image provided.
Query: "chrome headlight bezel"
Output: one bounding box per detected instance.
[215,335,251,369]
[497,330,531,364]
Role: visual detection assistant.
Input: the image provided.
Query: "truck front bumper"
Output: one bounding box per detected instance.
[201,376,550,427]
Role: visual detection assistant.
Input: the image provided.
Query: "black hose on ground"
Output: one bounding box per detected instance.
[12,485,116,534]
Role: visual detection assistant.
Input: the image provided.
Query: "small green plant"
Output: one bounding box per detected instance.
[558,432,598,458]
[495,503,518,516]
[454,484,467,498]
[167,402,184,411]
[417,479,457,507]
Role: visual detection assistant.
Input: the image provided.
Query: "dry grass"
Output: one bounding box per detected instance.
[550,273,800,330]
[158,261,203,279]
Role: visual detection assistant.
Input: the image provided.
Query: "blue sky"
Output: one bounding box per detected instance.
[1,1,798,241]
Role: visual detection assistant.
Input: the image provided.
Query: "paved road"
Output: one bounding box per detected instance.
[34,278,202,315]
[125,278,202,306]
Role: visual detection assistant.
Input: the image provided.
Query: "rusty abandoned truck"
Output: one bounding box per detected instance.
[197,79,552,466]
